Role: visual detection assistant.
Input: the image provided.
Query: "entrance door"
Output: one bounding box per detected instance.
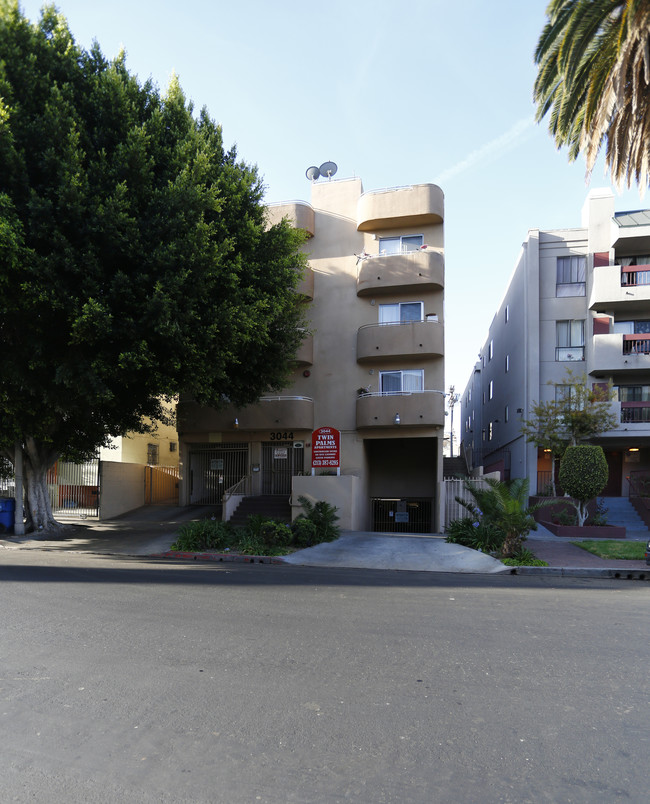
[603,450,623,496]
[189,444,249,504]
[262,442,304,494]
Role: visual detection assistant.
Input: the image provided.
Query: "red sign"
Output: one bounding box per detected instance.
[311,426,340,468]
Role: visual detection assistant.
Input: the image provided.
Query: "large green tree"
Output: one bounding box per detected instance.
[0,2,307,532]
[534,0,650,189]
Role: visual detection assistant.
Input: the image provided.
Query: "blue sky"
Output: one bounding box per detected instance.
[18,0,649,440]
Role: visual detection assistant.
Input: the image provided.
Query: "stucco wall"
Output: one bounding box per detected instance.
[291,475,361,531]
[99,461,145,519]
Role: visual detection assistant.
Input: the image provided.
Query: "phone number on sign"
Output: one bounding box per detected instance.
[312,459,339,467]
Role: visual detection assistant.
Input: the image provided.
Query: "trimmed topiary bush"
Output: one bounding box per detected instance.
[558,445,608,526]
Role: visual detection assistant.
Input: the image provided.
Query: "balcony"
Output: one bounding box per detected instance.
[296,265,314,300]
[294,332,313,366]
[177,396,314,434]
[357,320,443,363]
[266,200,315,237]
[356,390,445,429]
[621,402,650,423]
[357,184,444,232]
[591,333,650,376]
[356,248,444,296]
[589,264,650,312]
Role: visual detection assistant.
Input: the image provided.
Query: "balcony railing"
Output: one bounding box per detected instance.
[621,402,650,423]
[621,264,650,286]
[622,334,650,355]
[357,319,443,362]
[356,389,445,428]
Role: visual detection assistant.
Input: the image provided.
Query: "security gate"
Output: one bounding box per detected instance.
[371,498,432,533]
[262,442,304,494]
[189,444,249,504]
[47,458,100,518]
[145,465,179,505]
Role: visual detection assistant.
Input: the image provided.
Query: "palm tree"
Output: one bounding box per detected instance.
[534,0,650,190]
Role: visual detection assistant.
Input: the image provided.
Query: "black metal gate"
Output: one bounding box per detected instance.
[371,498,432,533]
[261,442,304,494]
[189,444,249,504]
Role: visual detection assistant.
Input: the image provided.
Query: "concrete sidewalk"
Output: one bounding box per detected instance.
[0,507,648,577]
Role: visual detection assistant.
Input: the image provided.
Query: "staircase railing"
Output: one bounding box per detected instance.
[627,471,650,528]
[222,475,251,522]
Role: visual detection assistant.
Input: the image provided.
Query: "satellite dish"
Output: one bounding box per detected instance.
[306,166,321,181]
[319,161,338,179]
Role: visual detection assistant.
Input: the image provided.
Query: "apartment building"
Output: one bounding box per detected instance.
[177,176,446,531]
[461,188,650,497]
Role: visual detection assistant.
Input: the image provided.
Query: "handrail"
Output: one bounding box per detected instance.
[259,395,314,403]
[358,389,446,398]
[357,318,438,331]
[223,474,250,502]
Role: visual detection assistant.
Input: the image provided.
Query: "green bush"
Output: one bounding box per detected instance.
[444,517,505,552]
[295,496,340,542]
[558,445,609,526]
[290,517,318,547]
[171,519,237,552]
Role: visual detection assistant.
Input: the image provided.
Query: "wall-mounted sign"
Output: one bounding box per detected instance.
[311,426,340,468]
[210,458,224,471]
[274,447,288,460]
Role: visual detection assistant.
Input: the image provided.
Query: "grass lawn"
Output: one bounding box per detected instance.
[571,540,647,560]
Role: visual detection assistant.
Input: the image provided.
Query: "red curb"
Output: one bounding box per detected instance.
[151,550,286,565]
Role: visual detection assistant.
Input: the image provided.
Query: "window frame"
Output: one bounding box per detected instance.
[379,369,425,394]
[378,234,424,255]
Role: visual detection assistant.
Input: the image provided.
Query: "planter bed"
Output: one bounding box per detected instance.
[539,521,626,539]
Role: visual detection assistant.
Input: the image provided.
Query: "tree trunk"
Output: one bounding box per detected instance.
[22,437,61,534]
[501,532,522,558]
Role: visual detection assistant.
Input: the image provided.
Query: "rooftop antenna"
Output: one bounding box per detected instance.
[305,165,321,182]
[319,161,338,180]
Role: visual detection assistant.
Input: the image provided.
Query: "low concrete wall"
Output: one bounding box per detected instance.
[291,475,361,531]
[99,461,145,520]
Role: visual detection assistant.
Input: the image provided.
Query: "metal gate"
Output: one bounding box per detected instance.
[262,442,304,494]
[145,465,179,505]
[189,444,249,504]
[47,458,100,518]
[371,498,432,533]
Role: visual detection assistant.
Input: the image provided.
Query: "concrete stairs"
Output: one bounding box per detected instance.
[600,497,647,532]
[228,495,291,527]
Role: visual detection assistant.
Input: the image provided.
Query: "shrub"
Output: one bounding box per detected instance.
[290,517,318,548]
[501,548,548,567]
[444,517,505,553]
[558,445,608,526]
[171,519,237,552]
[295,496,340,542]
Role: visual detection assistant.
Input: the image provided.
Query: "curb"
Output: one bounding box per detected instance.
[151,550,287,565]
[505,566,649,580]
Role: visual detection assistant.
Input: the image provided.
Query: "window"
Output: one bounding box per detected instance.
[613,319,650,334]
[556,255,586,296]
[169,442,177,452]
[505,304,509,323]
[617,385,650,402]
[555,384,577,405]
[488,340,493,361]
[556,320,585,361]
[489,380,494,400]
[147,443,159,465]
[505,354,510,373]
[378,235,423,255]
[379,369,424,394]
[488,422,493,441]
[620,255,650,286]
[378,302,423,324]
[504,405,509,423]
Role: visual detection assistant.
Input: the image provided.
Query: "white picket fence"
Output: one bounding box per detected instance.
[442,476,492,530]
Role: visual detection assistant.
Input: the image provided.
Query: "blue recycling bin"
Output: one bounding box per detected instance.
[0,498,16,534]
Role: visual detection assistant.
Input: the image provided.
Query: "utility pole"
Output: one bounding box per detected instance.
[447,385,460,458]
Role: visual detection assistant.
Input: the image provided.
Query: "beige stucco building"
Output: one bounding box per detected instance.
[177,176,446,531]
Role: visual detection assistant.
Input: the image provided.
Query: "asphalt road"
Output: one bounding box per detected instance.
[1,551,648,804]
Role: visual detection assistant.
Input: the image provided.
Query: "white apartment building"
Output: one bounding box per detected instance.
[461,188,650,497]
[177,176,446,531]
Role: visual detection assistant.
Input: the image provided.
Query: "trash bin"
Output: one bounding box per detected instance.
[0,498,16,534]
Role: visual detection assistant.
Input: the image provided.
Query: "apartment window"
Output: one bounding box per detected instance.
[378,234,423,255]
[379,369,424,394]
[489,380,494,400]
[617,385,650,402]
[505,304,509,323]
[488,422,493,441]
[613,319,650,334]
[555,384,577,405]
[556,320,585,361]
[378,302,423,324]
[488,340,493,361]
[504,405,509,423]
[505,354,510,373]
[620,255,650,286]
[556,255,586,297]
[169,442,177,453]
[147,443,159,465]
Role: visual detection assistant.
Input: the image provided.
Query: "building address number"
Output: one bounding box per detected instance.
[269,432,294,441]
